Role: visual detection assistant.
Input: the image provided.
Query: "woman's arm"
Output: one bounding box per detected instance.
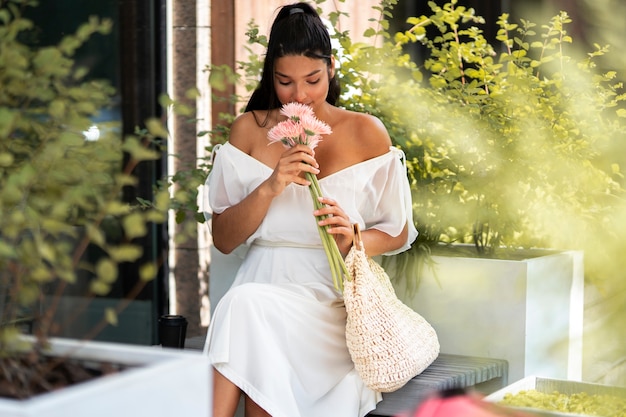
[211,116,321,254]
[316,194,409,257]
[211,184,276,255]
[314,112,410,258]
[359,224,409,258]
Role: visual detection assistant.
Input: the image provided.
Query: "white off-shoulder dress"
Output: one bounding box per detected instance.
[203,142,418,417]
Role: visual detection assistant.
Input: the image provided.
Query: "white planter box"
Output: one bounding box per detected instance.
[391,248,585,383]
[485,376,626,416]
[0,337,212,417]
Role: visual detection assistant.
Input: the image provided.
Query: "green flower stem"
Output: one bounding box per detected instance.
[305,172,349,292]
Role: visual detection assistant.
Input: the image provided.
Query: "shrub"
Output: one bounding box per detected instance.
[206,1,626,289]
[0,0,173,395]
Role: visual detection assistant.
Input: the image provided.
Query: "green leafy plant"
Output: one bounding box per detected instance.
[204,1,626,290]
[338,1,622,250]
[364,1,625,293]
[0,0,177,398]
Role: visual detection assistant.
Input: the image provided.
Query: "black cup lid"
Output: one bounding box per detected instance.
[158,314,188,326]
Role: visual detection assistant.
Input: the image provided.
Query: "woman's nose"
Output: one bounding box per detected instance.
[293,85,307,102]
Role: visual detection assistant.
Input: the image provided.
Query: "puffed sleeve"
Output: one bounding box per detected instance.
[207,144,238,214]
[205,143,267,215]
[361,147,418,255]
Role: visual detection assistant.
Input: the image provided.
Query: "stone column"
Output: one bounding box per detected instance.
[169,0,209,337]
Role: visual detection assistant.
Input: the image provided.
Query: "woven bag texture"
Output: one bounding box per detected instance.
[343,234,440,392]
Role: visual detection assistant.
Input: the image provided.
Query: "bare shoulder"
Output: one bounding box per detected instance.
[228,111,270,153]
[333,108,391,158]
[353,111,391,144]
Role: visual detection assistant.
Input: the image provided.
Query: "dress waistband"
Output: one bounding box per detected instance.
[252,239,323,249]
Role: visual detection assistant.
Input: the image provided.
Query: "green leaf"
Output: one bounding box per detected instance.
[96,258,118,284]
[0,328,22,348]
[0,107,17,137]
[41,219,73,234]
[57,268,77,284]
[0,241,16,257]
[154,189,171,211]
[139,262,158,282]
[158,94,175,108]
[1,183,22,205]
[108,244,143,262]
[104,308,119,326]
[31,266,52,283]
[611,164,621,175]
[18,284,40,305]
[86,224,106,247]
[37,241,57,262]
[122,137,161,161]
[363,27,376,37]
[106,201,132,216]
[115,173,139,187]
[58,130,85,147]
[33,47,70,77]
[175,210,186,224]
[0,9,10,25]
[122,212,147,239]
[145,209,167,223]
[48,100,66,119]
[185,87,200,100]
[0,152,14,167]
[145,117,169,139]
[90,281,111,296]
[208,68,228,91]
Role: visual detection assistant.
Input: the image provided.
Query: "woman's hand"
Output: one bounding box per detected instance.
[264,144,320,196]
[314,196,354,256]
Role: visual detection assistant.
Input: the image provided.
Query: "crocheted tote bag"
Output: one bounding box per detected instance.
[343,224,440,392]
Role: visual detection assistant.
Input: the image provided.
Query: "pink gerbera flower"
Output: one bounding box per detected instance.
[267,118,303,148]
[280,102,315,122]
[268,102,332,150]
[265,102,346,292]
[299,114,333,149]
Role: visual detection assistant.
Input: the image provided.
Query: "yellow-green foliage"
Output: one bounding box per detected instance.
[501,389,626,416]
[340,2,625,257]
[176,1,626,378]
[0,1,169,349]
[206,1,626,294]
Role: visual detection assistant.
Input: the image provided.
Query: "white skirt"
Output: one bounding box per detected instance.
[204,243,381,417]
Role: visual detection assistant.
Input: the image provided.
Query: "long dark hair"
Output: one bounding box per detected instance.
[245,2,340,112]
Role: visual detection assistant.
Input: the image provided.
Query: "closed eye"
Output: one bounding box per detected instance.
[275,69,322,86]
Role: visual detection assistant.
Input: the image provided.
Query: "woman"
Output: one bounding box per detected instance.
[203,3,418,416]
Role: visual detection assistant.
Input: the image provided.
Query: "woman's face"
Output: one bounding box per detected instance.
[273,54,334,112]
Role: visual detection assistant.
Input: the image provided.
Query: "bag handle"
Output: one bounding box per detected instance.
[352,223,364,252]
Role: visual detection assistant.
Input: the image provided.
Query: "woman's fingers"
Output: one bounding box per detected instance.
[285,145,318,167]
[314,197,354,254]
[280,146,319,176]
[315,197,349,229]
[267,146,319,193]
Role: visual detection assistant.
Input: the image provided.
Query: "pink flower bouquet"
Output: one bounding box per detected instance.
[268,102,348,292]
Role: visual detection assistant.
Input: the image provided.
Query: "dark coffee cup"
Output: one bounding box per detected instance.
[158,315,188,348]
